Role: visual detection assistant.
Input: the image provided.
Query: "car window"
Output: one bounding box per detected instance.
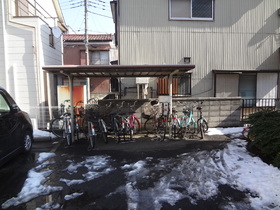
[0,93,10,115]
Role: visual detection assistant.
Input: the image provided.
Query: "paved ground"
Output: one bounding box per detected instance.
[1,133,241,210]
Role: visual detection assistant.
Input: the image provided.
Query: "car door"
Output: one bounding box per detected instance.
[0,91,20,159]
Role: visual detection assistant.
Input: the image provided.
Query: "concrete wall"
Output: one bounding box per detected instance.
[97,97,242,128]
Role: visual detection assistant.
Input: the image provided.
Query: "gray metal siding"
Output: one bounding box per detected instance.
[118,0,280,97]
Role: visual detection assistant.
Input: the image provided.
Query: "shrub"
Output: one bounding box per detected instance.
[246,110,280,168]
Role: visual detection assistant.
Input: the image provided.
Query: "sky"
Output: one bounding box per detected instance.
[1,127,280,209]
[58,0,115,34]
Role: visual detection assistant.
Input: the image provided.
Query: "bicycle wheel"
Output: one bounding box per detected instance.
[66,133,72,146]
[130,117,140,135]
[156,117,167,141]
[88,135,96,151]
[144,118,157,134]
[197,120,204,139]
[113,117,121,143]
[99,119,108,143]
[197,119,208,133]
[186,121,196,134]
[50,117,64,138]
[171,119,180,139]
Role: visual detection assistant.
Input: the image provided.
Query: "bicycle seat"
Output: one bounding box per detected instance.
[150,100,159,106]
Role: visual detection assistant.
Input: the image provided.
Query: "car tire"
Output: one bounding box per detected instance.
[23,131,33,152]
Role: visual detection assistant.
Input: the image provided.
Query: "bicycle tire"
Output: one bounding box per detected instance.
[197,119,208,133]
[88,135,96,150]
[197,120,204,139]
[157,117,167,141]
[144,118,157,134]
[130,117,140,135]
[100,119,108,143]
[186,121,196,134]
[171,119,180,139]
[50,117,64,138]
[114,118,121,143]
[66,133,72,146]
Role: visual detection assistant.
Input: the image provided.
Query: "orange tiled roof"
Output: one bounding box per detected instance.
[63,34,113,42]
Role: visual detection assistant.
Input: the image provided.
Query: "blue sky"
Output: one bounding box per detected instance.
[58,0,115,34]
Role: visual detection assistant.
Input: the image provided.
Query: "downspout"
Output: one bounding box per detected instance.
[1,0,8,89]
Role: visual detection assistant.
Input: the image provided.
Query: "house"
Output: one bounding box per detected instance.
[110,0,280,103]
[61,34,118,104]
[0,0,67,128]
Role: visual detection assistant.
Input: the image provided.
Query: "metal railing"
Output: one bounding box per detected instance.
[241,98,280,120]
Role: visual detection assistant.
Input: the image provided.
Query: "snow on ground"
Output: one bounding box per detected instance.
[1,127,280,209]
[1,153,62,209]
[33,129,56,139]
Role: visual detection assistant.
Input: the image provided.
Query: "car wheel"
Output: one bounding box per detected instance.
[23,131,33,152]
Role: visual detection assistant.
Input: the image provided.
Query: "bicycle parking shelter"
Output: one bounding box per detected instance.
[42,64,195,140]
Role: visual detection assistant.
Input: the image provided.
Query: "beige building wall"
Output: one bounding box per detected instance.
[117,0,280,97]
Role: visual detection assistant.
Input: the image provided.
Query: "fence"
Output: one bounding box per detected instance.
[241,98,280,120]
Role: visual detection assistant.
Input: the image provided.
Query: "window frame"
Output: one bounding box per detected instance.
[169,0,214,21]
[157,74,191,97]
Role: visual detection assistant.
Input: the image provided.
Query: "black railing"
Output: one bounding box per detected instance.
[241,98,280,120]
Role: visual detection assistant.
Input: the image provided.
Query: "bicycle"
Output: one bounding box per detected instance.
[50,100,73,146]
[170,107,180,139]
[155,102,170,141]
[143,100,160,134]
[196,101,209,139]
[242,124,254,141]
[85,98,108,150]
[113,101,135,143]
[127,101,141,136]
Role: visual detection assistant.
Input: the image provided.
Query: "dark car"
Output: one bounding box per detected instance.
[0,87,33,167]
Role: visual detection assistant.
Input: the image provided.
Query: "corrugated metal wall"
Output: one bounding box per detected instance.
[118,0,280,97]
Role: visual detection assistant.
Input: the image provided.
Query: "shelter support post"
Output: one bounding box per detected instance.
[67,74,75,142]
[168,69,179,138]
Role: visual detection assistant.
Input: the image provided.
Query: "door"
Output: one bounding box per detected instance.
[0,92,19,159]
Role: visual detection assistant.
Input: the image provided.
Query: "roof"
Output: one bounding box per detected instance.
[63,34,114,42]
[42,64,195,78]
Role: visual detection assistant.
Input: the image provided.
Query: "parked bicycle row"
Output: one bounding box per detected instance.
[142,100,208,141]
[49,99,209,150]
[50,98,141,150]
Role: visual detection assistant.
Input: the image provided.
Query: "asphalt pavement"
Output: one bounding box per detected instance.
[1,133,246,210]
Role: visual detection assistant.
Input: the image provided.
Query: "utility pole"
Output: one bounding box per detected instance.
[84,0,89,65]
[85,0,90,100]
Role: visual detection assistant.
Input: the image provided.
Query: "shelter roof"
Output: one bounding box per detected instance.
[42,64,195,78]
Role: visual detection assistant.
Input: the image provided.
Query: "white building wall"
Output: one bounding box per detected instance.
[0,0,64,123]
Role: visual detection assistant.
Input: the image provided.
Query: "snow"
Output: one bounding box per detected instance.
[1,127,280,209]
[33,129,56,139]
[1,153,62,209]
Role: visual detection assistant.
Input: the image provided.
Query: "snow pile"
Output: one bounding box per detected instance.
[1,153,62,209]
[33,129,56,139]
[121,138,280,209]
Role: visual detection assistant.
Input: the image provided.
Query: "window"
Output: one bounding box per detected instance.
[0,94,10,115]
[157,74,191,96]
[91,51,109,65]
[239,74,256,100]
[169,0,214,20]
